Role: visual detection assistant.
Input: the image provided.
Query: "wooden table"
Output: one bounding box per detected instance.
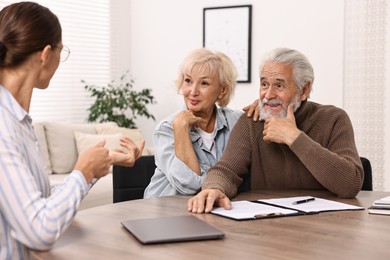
[32,190,390,259]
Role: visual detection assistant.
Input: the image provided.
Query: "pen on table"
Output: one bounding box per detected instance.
[292,197,315,205]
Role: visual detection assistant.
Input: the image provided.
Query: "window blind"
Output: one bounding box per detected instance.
[0,0,113,123]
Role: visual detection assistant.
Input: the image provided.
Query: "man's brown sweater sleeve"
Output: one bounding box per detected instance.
[202,114,254,198]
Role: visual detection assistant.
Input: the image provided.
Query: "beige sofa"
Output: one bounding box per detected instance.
[33,121,151,210]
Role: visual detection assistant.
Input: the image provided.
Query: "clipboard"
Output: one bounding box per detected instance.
[211,196,364,220]
[211,200,305,220]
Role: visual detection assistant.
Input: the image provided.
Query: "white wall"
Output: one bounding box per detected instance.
[113,1,390,191]
[385,9,390,190]
[116,0,345,147]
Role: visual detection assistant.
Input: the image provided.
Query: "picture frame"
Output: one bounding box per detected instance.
[203,5,252,83]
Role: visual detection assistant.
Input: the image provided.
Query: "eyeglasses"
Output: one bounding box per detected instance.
[52,45,71,62]
[59,45,71,62]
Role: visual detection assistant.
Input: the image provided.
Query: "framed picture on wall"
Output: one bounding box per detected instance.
[203,5,252,83]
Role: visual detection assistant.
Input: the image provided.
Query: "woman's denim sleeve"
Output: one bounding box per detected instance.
[149,122,206,196]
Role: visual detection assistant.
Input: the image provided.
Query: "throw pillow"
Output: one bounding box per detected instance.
[74,132,123,154]
[95,125,149,155]
[74,132,123,173]
[44,121,118,174]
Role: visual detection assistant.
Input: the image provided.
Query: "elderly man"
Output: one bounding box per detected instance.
[188,48,364,213]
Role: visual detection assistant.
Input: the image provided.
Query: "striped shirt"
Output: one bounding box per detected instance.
[0,86,90,259]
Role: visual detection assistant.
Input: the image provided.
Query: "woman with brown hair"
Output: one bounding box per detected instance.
[0,2,143,257]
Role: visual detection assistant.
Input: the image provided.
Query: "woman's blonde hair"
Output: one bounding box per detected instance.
[175,48,237,107]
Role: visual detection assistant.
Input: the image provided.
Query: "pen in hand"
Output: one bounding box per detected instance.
[292,197,315,205]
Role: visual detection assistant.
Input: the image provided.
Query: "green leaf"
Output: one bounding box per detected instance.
[82,72,156,128]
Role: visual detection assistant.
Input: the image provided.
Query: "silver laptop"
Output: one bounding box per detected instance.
[121,215,225,244]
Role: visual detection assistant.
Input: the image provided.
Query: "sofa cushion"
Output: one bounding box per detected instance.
[95,125,149,155]
[74,132,124,173]
[44,121,117,174]
[44,122,96,174]
[74,132,123,154]
[32,122,52,175]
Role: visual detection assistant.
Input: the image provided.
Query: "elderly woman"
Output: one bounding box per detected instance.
[144,48,257,198]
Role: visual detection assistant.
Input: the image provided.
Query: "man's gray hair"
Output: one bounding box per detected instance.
[259,48,314,94]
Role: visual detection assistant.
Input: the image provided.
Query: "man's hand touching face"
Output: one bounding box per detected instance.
[262,103,301,146]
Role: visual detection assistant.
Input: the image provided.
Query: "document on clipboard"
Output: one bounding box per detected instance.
[258,196,364,214]
[211,201,301,220]
[211,196,364,220]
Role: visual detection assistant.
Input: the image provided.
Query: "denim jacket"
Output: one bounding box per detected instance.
[144,106,242,198]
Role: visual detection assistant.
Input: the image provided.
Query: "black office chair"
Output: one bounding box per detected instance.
[360,156,373,191]
[113,155,372,202]
[112,155,156,203]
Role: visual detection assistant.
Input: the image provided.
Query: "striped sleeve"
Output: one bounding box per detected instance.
[1,87,90,256]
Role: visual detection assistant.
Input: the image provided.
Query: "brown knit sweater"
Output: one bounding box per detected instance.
[202,101,364,199]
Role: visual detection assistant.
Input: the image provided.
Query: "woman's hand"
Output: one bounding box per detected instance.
[110,136,145,167]
[75,140,112,183]
[173,110,204,130]
[242,99,260,121]
[173,111,203,175]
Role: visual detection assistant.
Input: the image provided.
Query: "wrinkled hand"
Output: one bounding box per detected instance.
[187,189,231,213]
[173,110,204,130]
[262,103,301,146]
[75,140,112,182]
[110,137,145,167]
[242,99,260,121]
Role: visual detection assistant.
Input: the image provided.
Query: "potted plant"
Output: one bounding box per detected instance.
[82,73,155,129]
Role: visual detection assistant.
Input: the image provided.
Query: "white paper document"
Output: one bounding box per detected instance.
[211,201,299,220]
[372,196,390,208]
[368,196,390,215]
[211,196,364,220]
[258,196,364,213]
